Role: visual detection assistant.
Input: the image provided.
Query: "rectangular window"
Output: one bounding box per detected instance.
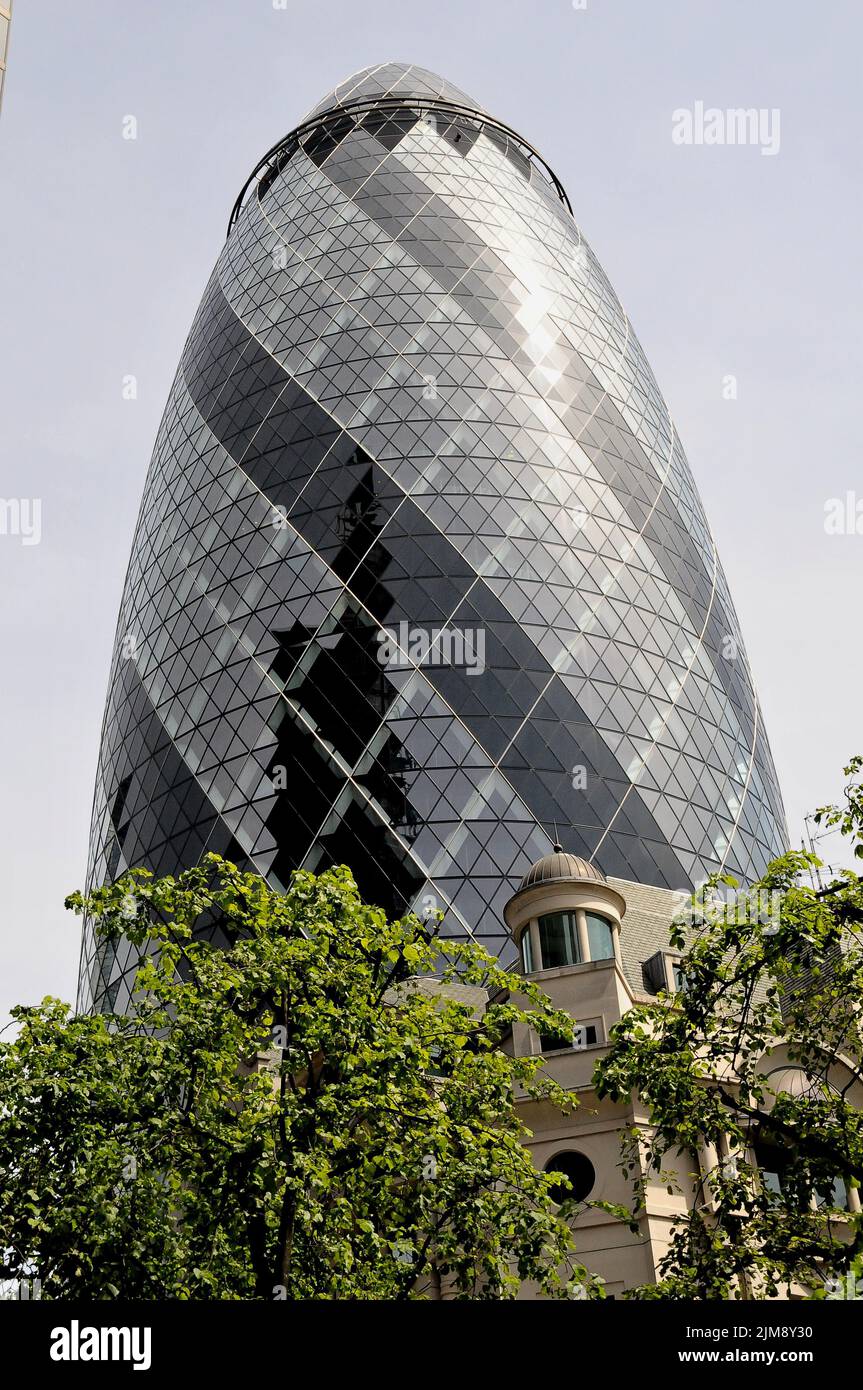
[520,929,533,974]
[815,1176,848,1211]
[540,1022,599,1053]
[586,912,614,961]
[538,911,580,968]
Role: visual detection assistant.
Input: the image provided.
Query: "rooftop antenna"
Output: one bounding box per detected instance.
[801,837,816,891]
[803,814,825,891]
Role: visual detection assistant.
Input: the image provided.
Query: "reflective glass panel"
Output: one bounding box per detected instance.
[538,911,580,968]
[586,912,614,961]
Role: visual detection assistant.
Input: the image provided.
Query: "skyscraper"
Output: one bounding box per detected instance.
[78,63,786,1011]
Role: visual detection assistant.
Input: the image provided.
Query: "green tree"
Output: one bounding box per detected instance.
[0,856,599,1300]
[594,758,863,1299]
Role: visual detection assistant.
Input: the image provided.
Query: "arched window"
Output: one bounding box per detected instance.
[586,912,615,961]
[538,911,580,968]
[544,1150,596,1205]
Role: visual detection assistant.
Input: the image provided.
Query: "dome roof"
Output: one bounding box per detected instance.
[304,62,483,122]
[518,846,607,891]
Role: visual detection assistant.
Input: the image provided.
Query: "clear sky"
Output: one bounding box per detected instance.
[0,0,860,1023]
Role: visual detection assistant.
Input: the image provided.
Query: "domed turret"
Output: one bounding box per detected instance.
[504,844,626,976]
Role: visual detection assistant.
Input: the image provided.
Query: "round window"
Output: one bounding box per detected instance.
[544,1150,596,1205]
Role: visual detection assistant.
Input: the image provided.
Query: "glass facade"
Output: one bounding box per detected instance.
[78,63,787,1011]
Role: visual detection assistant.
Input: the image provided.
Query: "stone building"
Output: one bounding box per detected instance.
[499,848,862,1297]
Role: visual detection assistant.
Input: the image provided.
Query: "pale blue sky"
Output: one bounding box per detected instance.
[1,0,860,1021]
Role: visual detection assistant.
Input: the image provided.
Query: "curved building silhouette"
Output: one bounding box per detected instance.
[78,63,787,1010]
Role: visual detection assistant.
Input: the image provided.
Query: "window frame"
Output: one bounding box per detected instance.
[537,909,581,969]
[585,910,615,962]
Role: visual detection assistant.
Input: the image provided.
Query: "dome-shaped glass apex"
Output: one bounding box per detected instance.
[304,61,483,121]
